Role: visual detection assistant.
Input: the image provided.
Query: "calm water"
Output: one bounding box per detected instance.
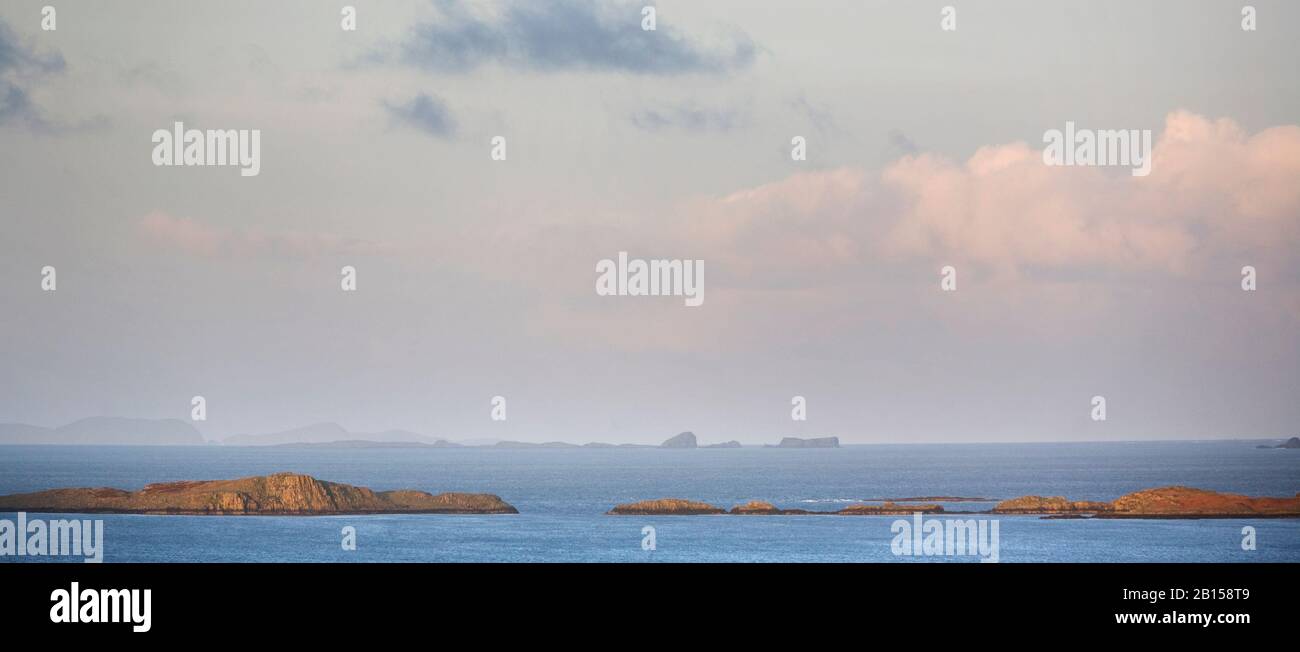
[1,441,1297,562]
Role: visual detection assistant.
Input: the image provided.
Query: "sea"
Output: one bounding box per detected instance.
[1,440,1297,562]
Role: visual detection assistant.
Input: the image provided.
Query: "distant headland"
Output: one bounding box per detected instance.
[0,472,517,515]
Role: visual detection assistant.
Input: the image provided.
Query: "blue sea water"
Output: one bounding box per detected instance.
[1,441,1297,562]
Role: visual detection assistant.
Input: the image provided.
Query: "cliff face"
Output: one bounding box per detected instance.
[0,472,517,515]
[607,498,724,515]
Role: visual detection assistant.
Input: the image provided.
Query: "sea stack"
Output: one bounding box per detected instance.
[660,432,698,448]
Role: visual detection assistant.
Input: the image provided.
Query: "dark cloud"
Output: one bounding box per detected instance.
[398,0,755,75]
[0,19,65,129]
[383,93,457,138]
[888,128,919,155]
[789,95,835,135]
[630,104,741,132]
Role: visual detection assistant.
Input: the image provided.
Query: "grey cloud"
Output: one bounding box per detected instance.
[630,104,741,132]
[383,93,457,138]
[789,95,835,135]
[398,0,755,75]
[0,18,65,130]
[887,128,919,155]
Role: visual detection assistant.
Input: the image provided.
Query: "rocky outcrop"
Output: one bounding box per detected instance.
[608,498,724,515]
[660,432,698,448]
[1105,486,1300,518]
[0,472,518,515]
[993,487,1300,518]
[730,500,782,514]
[836,502,944,515]
[772,436,839,448]
[618,498,941,515]
[993,496,1113,515]
[704,440,742,448]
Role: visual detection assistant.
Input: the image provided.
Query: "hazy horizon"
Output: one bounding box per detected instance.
[3,1,1298,444]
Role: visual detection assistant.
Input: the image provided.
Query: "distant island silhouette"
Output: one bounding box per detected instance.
[0,420,837,449]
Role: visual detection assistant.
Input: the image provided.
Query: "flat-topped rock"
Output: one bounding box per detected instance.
[772,436,839,448]
[0,472,518,515]
[618,498,943,516]
[730,500,782,514]
[836,502,944,515]
[993,496,1113,514]
[608,498,724,515]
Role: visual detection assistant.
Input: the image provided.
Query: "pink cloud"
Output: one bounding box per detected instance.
[880,110,1300,276]
[136,211,396,259]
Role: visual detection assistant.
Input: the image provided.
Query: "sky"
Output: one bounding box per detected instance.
[1,0,1297,443]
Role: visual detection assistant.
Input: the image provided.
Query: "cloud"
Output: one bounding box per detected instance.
[630,103,741,132]
[395,0,756,75]
[649,111,1297,287]
[0,18,65,130]
[545,109,1300,351]
[789,95,835,135]
[880,111,1300,277]
[136,211,397,260]
[383,93,457,138]
[887,128,919,155]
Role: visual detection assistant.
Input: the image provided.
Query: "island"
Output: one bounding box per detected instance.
[608,487,1300,518]
[0,472,518,515]
[660,432,698,448]
[1256,436,1300,449]
[769,436,840,448]
[993,486,1300,518]
[607,498,725,515]
[608,498,943,515]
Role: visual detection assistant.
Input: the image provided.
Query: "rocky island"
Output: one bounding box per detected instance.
[0,472,518,515]
[607,498,726,515]
[993,486,1300,518]
[1256,436,1300,449]
[609,487,1300,518]
[608,498,943,515]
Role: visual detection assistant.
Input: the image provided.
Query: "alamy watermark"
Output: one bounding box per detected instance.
[596,252,704,307]
[50,582,150,632]
[1043,121,1151,177]
[1,512,104,563]
[891,513,1000,563]
[152,121,261,177]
